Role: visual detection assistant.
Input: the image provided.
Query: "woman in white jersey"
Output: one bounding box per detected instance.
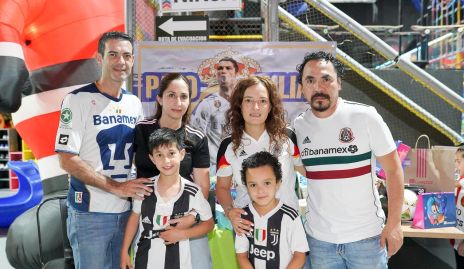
[215,75,306,235]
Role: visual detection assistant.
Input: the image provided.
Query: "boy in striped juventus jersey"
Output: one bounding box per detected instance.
[121,128,214,269]
[235,151,309,269]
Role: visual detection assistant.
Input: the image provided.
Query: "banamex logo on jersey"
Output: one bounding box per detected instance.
[301,145,359,157]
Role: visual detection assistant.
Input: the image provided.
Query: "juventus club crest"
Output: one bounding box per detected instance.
[269,228,280,246]
[339,127,354,143]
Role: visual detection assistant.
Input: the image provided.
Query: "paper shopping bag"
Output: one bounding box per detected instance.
[412,192,456,229]
[403,135,456,192]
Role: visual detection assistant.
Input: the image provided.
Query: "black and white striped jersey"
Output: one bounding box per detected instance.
[133,176,212,269]
[235,201,309,269]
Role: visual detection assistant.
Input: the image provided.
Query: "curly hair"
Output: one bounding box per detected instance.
[241,151,282,185]
[154,73,192,125]
[224,75,287,154]
[296,51,345,84]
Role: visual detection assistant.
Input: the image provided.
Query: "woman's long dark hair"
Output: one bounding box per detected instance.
[153,73,192,125]
[224,75,287,154]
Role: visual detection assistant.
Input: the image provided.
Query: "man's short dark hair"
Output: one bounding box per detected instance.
[218,57,239,73]
[98,31,134,56]
[148,128,184,154]
[457,146,464,158]
[296,51,345,84]
[241,151,282,185]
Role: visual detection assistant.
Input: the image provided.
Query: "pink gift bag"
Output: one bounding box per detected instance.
[412,192,456,229]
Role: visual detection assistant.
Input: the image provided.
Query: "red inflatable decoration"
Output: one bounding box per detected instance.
[0,0,124,187]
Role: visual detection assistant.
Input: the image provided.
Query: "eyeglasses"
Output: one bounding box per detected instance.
[242,98,269,107]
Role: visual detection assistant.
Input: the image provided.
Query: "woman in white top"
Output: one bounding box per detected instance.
[215,75,306,235]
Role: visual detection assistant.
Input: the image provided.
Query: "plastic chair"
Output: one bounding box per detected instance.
[37,195,74,269]
[0,160,43,227]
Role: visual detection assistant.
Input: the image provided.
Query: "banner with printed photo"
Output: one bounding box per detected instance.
[133,41,336,124]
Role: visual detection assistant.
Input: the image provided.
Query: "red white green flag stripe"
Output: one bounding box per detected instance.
[254,228,267,242]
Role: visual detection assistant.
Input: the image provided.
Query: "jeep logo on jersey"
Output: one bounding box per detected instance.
[58,134,69,145]
[60,108,72,125]
[249,244,276,261]
[339,127,354,143]
[144,230,162,240]
[155,215,169,226]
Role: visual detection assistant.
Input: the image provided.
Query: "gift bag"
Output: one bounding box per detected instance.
[412,192,456,229]
[376,140,411,179]
[208,225,240,269]
[403,135,456,192]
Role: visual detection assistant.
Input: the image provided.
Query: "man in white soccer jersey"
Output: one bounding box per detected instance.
[121,128,214,269]
[294,51,404,269]
[190,57,239,171]
[235,151,309,269]
[55,31,152,269]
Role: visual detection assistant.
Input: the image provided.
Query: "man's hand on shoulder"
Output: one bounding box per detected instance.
[380,221,403,257]
[109,177,153,199]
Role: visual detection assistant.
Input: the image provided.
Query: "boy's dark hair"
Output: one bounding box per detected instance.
[98,31,134,56]
[148,128,184,154]
[296,51,345,84]
[241,151,282,185]
[457,146,464,158]
[218,57,239,73]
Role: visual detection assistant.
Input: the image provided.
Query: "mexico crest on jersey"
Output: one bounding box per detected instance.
[339,127,354,143]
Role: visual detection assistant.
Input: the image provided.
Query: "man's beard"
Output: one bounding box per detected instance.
[310,93,331,112]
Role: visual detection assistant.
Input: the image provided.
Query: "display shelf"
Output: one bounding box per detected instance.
[0,128,19,189]
[8,151,22,190]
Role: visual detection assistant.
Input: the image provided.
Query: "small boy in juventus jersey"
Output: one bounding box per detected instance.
[120,128,214,269]
[235,151,309,269]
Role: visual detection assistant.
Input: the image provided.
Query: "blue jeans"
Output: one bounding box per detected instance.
[308,235,388,269]
[190,235,212,269]
[67,206,130,269]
